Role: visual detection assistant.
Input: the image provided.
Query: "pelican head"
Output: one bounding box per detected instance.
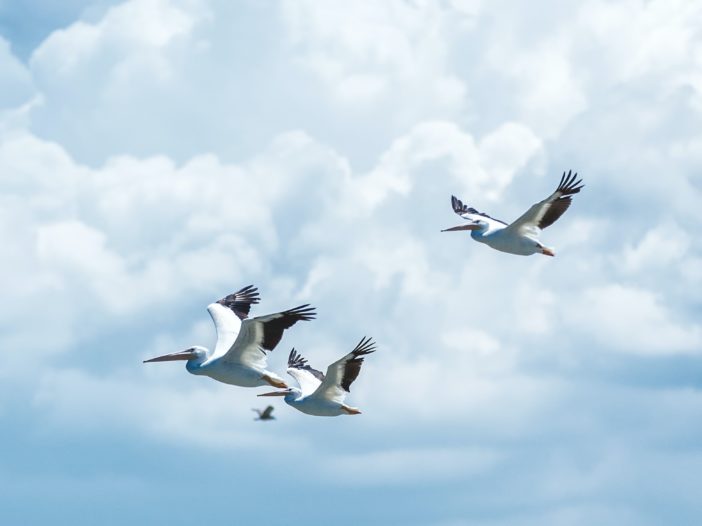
[441,220,484,233]
[143,345,209,364]
[258,387,300,402]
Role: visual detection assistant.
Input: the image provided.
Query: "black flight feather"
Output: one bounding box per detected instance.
[341,336,376,393]
[288,348,325,381]
[538,170,584,230]
[216,285,260,320]
[260,305,316,351]
[450,195,508,226]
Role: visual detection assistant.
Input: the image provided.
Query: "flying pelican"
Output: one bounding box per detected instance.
[259,337,376,416]
[442,170,584,256]
[253,406,275,421]
[143,285,315,389]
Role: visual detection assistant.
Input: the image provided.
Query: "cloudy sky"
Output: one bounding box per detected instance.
[1,0,701,524]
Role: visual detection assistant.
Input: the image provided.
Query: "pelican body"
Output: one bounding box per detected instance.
[442,170,584,256]
[260,337,376,417]
[253,406,275,421]
[144,285,316,389]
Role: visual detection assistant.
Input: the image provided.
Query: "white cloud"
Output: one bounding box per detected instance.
[2,1,702,523]
[621,223,691,272]
[281,0,471,112]
[565,284,701,355]
[0,36,35,110]
[354,120,542,211]
[577,0,702,82]
[31,0,204,77]
[485,31,587,137]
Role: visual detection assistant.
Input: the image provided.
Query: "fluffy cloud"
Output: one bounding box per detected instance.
[565,284,701,355]
[281,0,471,110]
[0,36,34,110]
[2,1,702,524]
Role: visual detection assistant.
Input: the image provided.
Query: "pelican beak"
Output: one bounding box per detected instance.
[258,390,289,397]
[441,223,479,232]
[143,349,197,363]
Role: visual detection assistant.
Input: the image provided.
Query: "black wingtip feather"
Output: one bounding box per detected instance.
[216,285,261,319]
[288,348,325,381]
[351,336,377,357]
[288,347,306,368]
[341,336,377,393]
[556,170,584,196]
[449,195,508,226]
[259,305,317,351]
[537,171,585,229]
[283,304,317,321]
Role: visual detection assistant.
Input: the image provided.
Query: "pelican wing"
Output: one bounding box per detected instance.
[207,285,261,360]
[287,348,325,396]
[310,337,376,404]
[216,304,316,368]
[450,195,508,230]
[252,406,275,419]
[504,170,584,236]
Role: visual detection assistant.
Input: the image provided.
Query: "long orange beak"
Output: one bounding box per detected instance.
[143,349,197,363]
[258,390,289,397]
[441,224,480,232]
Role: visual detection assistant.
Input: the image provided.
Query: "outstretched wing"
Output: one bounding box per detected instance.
[286,348,325,396]
[261,405,275,419]
[450,195,508,230]
[207,285,261,360]
[310,337,376,404]
[504,170,584,237]
[215,304,316,369]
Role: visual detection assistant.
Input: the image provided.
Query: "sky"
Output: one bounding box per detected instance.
[1,0,701,524]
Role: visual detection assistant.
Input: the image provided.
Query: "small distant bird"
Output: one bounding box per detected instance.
[259,337,376,417]
[253,406,275,421]
[442,170,584,256]
[143,285,315,389]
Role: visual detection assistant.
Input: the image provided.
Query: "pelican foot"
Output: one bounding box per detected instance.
[342,405,362,415]
[541,247,555,257]
[261,375,287,389]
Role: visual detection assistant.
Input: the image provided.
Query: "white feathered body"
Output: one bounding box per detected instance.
[284,392,347,417]
[471,227,544,256]
[187,357,284,387]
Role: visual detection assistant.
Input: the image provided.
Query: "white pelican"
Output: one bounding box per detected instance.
[253,406,275,421]
[442,170,584,256]
[259,337,376,416]
[143,285,316,389]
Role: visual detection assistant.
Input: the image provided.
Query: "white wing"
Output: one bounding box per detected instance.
[286,348,325,396]
[309,337,376,404]
[216,304,316,369]
[450,195,508,232]
[207,285,260,361]
[503,170,584,237]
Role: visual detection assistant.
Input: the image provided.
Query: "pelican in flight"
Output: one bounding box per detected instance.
[442,170,584,256]
[253,406,275,421]
[259,337,376,416]
[143,285,315,389]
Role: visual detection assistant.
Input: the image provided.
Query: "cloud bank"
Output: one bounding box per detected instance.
[1,1,701,525]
